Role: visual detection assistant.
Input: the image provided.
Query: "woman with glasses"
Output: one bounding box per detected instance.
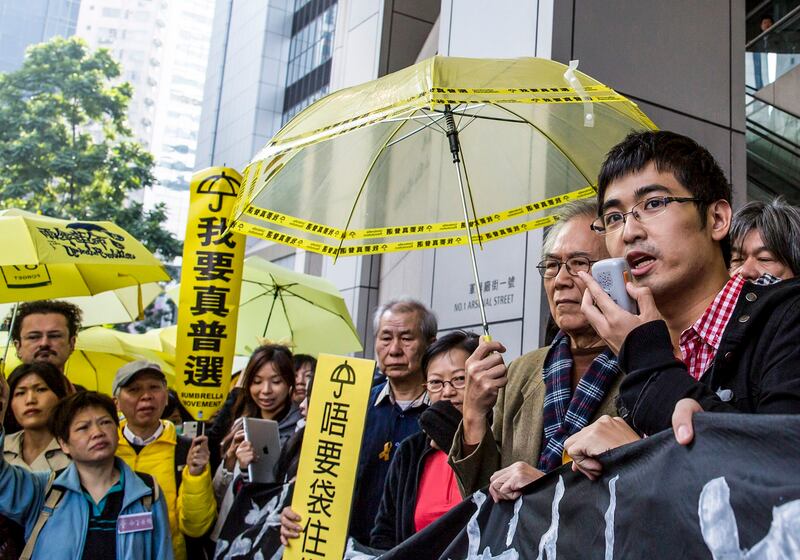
[450,199,625,501]
[369,330,479,550]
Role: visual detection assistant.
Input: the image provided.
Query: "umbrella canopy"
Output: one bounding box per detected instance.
[1,327,175,395]
[0,283,163,327]
[0,208,169,303]
[230,56,657,256]
[169,256,363,356]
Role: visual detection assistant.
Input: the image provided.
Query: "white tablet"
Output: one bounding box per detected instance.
[242,417,281,484]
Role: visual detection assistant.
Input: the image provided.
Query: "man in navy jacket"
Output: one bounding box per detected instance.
[280,298,436,545]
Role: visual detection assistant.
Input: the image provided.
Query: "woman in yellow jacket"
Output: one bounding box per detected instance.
[113,361,216,560]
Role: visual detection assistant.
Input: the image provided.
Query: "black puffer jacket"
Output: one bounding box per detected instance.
[618,277,800,435]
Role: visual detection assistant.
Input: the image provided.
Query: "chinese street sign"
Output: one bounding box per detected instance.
[174,167,245,420]
[284,354,375,560]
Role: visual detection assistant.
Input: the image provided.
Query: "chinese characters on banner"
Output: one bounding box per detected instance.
[284,354,375,560]
[174,168,245,420]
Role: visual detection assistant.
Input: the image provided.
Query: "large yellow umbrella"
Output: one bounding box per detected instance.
[169,257,363,356]
[1,327,175,395]
[230,56,657,333]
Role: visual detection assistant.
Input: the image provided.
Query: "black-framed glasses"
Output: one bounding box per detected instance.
[536,256,596,279]
[423,376,466,393]
[590,196,701,235]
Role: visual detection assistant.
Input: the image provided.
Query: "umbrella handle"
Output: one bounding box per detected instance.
[1,303,19,378]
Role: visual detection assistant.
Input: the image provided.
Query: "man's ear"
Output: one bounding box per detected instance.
[13,339,21,358]
[68,335,77,352]
[708,199,732,242]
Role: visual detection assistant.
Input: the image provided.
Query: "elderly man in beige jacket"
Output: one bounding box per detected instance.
[448,200,624,501]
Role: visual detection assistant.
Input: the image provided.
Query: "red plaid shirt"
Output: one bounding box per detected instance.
[679,275,745,380]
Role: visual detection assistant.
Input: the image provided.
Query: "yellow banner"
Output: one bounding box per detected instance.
[284,354,375,560]
[174,168,246,420]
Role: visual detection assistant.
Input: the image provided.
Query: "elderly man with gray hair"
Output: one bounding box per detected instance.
[344,298,437,543]
[729,196,800,282]
[448,199,624,502]
[272,299,438,546]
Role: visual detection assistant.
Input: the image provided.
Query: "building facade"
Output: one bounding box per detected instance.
[0,0,81,72]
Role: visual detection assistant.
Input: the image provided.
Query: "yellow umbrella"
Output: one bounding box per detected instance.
[231,56,657,333]
[0,208,169,302]
[113,325,177,367]
[0,208,170,373]
[1,327,175,395]
[168,257,363,356]
[0,282,163,327]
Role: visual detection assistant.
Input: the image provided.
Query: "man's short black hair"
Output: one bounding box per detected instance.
[597,130,732,265]
[421,330,480,378]
[9,300,83,341]
[49,391,119,444]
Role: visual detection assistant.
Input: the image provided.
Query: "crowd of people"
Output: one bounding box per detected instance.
[1,129,799,558]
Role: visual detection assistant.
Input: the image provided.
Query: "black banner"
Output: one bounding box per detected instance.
[216,413,800,559]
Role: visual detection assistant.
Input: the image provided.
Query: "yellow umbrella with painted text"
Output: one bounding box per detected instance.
[0,209,169,302]
[0,208,169,373]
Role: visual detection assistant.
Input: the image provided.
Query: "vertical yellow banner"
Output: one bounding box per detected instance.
[285,353,375,560]
[174,167,245,420]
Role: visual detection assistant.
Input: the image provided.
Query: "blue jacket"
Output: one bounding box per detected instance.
[0,430,174,560]
[348,381,428,543]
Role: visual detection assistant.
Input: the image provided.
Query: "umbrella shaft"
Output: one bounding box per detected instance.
[454,160,489,337]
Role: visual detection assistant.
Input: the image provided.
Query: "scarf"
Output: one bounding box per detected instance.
[537,332,622,472]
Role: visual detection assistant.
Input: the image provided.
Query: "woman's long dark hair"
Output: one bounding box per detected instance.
[232,344,296,420]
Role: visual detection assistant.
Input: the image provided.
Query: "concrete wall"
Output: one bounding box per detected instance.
[195,0,292,172]
[551,0,747,208]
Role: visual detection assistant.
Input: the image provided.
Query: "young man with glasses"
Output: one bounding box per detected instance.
[449,200,624,502]
[564,130,800,479]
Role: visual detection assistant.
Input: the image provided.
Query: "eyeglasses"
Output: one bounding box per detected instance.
[536,256,596,279]
[590,196,701,235]
[423,376,466,393]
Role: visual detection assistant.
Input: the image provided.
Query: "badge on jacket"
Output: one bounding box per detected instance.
[117,512,154,534]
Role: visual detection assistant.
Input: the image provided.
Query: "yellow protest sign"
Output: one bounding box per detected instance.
[174,167,245,420]
[284,353,375,560]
